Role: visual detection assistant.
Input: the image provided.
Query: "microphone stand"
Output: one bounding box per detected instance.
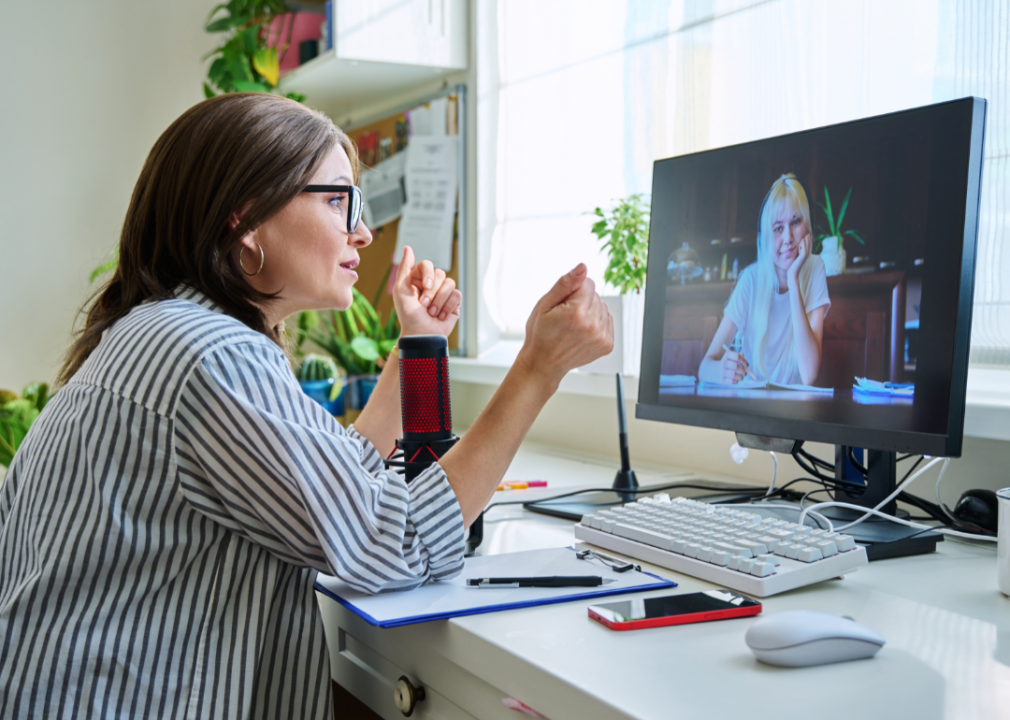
[613,373,638,503]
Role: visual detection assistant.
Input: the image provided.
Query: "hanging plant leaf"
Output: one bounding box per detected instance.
[232,80,271,93]
[252,47,280,87]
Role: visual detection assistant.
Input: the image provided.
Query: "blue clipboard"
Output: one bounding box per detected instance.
[314,547,677,628]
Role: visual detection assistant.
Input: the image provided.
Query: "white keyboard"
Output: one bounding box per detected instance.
[574,495,868,597]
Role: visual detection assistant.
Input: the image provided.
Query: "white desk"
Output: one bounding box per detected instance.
[316,444,1010,720]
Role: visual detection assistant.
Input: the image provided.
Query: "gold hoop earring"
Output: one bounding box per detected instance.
[239,242,264,276]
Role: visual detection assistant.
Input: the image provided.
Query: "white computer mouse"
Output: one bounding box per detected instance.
[744,610,885,667]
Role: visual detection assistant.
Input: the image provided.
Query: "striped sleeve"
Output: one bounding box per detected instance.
[173,342,465,594]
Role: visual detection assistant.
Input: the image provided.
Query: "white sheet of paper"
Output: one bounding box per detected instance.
[408,97,447,137]
[315,547,672,627]
[360,152,407,229]
[395,136,458,270]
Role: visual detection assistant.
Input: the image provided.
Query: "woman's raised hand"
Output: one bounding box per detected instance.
[787,232,812,290]
[721,349,750,384]
[515,264,614,388]
[392,245,462,337]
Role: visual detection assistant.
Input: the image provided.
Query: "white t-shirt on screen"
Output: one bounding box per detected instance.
[723,255,831,386]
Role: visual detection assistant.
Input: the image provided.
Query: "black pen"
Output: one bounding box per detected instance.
[466,576,616,588]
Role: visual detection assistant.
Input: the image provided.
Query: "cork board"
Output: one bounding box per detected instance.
[345,95,460,349]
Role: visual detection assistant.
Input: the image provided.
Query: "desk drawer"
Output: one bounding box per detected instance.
[319,597,534,720]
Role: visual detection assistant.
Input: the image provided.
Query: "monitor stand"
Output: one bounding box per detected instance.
[824,446,941,561]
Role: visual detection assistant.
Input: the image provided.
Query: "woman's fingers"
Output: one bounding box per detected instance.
[438,289,462,321]
[411,260,437,306]
[428,274,455,317]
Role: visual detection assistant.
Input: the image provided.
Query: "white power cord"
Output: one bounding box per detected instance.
[728,443,777,497]
[765,452,778,497]
[799,458,997,543]
[935,467,963,524]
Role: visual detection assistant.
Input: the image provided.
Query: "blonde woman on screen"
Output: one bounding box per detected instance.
[699,173,830,386]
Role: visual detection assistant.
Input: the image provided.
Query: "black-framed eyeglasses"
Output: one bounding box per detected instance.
[303,184,363,234]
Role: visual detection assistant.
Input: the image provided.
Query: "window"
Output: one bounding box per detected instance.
[475,0,1009,366]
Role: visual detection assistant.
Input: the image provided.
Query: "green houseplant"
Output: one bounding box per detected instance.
[815,186,865,276]
[588,193,650,295]
[304,287,400,421]
[203,0,306,102]
[0,382,50,470]
[583,194,650,375]
[295,353,344,416]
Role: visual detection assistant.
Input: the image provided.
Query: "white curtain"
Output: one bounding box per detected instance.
[478,0,1010,366]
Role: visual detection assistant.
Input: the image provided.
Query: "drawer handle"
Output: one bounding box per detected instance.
[394,675,426,717]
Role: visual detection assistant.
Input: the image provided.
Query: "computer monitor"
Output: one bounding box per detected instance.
[637,97,987,558]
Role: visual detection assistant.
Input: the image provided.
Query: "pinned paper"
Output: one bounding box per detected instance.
[395,136,458,270]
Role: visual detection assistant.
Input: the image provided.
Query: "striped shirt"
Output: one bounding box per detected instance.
[0,287,465,719]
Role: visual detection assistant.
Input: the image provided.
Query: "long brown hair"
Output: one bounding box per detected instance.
[58,93,359,387]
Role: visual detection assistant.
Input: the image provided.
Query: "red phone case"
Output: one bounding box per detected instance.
[588,601,762,631]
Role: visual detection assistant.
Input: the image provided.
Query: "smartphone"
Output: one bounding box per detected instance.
[588,590,761,631]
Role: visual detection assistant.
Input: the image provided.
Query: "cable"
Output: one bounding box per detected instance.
[799,487,831,511]
[935,464,962,525]
[764,452,778,496]
[800,458,998,542]
[746,502,834,529]
[846,447,868,476]
[498,482,768,509]
[801,457,945,531]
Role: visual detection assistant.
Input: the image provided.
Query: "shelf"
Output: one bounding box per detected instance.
[280,50,459,122]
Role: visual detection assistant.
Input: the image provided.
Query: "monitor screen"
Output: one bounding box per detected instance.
[637,98,986,458]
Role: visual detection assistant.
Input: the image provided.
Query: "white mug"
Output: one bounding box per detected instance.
[999,488,1010,597]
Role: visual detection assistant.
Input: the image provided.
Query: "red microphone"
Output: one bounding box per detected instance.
[398,335,453,447]
[384,335,482,553]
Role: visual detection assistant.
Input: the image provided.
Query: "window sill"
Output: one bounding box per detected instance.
[450,353,1010,443]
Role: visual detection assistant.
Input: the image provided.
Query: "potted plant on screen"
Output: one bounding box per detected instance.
[581,194,649,375]
[305,288,399,424]
[815,186,865,276]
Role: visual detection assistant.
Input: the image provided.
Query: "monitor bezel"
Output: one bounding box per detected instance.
[636,97,986,458]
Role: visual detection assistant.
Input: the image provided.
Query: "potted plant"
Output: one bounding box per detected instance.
[815,186,865,276]
[305,288,400,423]
[203,0,307,102]
[582,194,649,375]
[294,353,344,418]
[0,382,50,483]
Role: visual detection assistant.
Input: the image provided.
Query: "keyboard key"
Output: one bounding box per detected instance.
[736,540,768,555]
[696,547,713,563]
[726,555,746,570]
[797,547,824,562]
[750,562,775,577]
[815,540,838,557]
[785,544,802,560]
[613,523,675,550]
[756,554,781,567]
[684,543,702,559]
[713,542,753,559]
[835,535,857,552]
[754,536,781,552]
[709,551,731,566]
[738,559,756,574]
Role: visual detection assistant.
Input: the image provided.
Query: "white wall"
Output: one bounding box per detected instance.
[0,1,216,391]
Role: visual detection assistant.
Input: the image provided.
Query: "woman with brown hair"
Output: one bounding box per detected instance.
[0,94,612,719]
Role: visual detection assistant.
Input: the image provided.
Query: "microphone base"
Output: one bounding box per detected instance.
[384,434,485,554]
[613,469,639,504]
[464,513,483,557]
